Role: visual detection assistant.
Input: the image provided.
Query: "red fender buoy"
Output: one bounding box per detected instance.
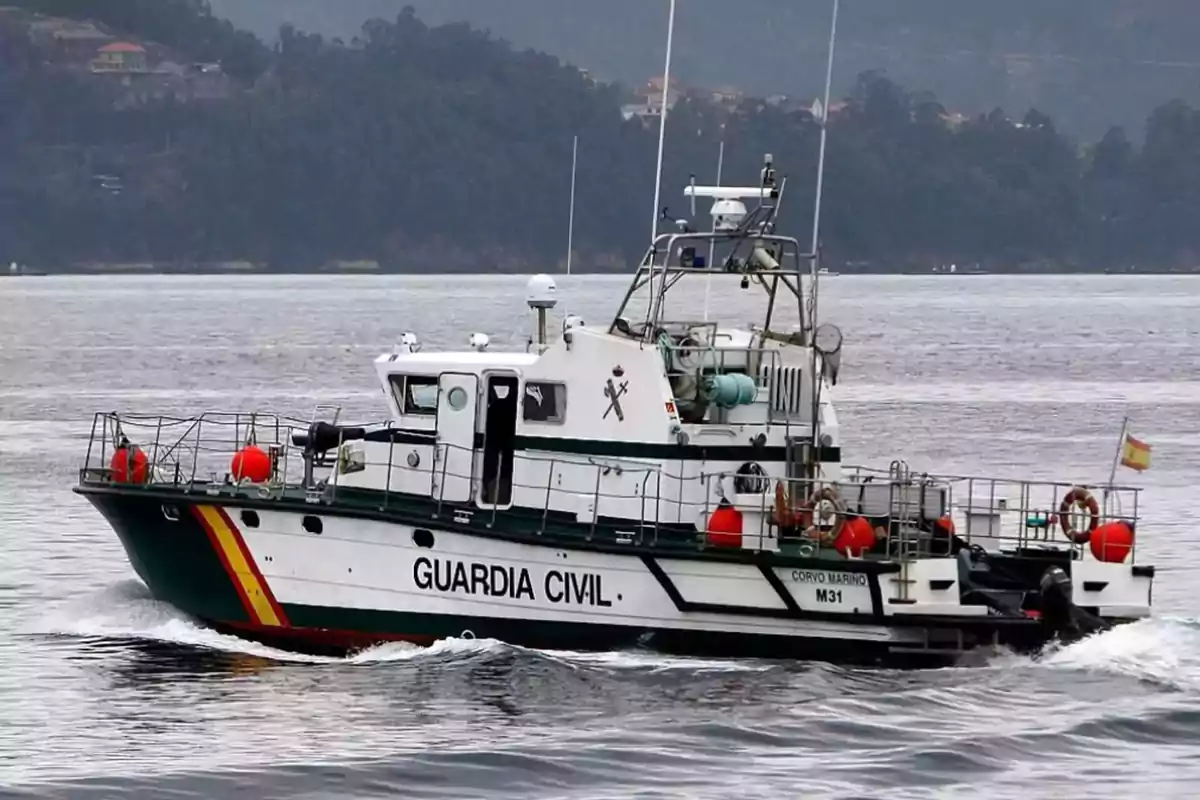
[231,445,272,483]
[1090,521,1135,563]
[110,444,148,484]
[706,503,743,548]
[833,516,875,557]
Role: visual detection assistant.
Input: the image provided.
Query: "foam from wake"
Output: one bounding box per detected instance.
[39,583,1200,683]
[39,582,784,674]
[534,647,777,674]
[35,581,504,665]
[1037,616,1200,689]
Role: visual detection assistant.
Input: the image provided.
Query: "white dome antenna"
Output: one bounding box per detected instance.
[709,198,748,231]
[684,185,773,232]
[526,273,557,309]
[468,332,490,351]
[526,273,557,353]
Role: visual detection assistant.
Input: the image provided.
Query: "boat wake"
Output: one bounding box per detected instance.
[1036,615,1200,690]
[34,582,1200,684]
[35,581,497,666]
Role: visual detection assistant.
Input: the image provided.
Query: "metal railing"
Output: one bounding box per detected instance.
[81,411,295,488]
[79,412,1143,563]
[842,461,1142,562]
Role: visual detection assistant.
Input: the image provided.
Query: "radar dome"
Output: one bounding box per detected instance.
[710,198,747,231]
[526,274,557,309]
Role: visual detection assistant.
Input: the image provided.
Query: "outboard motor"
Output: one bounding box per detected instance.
[1039,566,1075,638]
[1039,565,1109,644]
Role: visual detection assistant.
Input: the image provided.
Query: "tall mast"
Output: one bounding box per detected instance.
[702,137,724,322]
[649,0,677,246]
[809,0,839,459]
[647,0,677,329]
[566,134,578,275]
[808,0,839,335]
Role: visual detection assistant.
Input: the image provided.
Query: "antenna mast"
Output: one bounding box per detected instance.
[566,134,578,275]
[808,0,838,335]
[645,0,677,331]
[808,0,839,464]
[649,0,677,248]
[702,136,725,322]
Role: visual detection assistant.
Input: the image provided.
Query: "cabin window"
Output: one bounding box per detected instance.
[522,381,566,423]
[389,375,438,416]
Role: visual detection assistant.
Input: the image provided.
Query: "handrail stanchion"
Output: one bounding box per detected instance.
[384,432,395,511]
[1132,488,1140,560]
[150,416,164,483]
[83,413,99,481]
[541,458,555,535]
[589,464,602,541]
[639,471,652,546]
[435,443,449,518]
[280,425,290,496]
[654,470,662,546]
[190,418,202,491]
[758,474,769,551]
[100,415,111,483]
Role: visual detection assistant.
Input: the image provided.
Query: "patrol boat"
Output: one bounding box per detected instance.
[73,151,1153,665]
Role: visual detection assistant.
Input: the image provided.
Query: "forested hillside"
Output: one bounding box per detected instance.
[1,1,1199,272]
[209,0,1200,139]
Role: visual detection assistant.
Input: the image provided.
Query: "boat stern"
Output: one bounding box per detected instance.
[1071,558,1155,622]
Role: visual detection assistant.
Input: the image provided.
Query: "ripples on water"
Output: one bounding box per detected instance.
[1,275,1199,798]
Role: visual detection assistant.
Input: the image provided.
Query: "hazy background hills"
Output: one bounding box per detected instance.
[206,0,1200,139]
[4,0,1199,272]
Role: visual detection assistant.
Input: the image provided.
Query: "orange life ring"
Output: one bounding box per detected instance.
[1058,486,1099,544]
[773,483,846,545]
[798,486,846,545]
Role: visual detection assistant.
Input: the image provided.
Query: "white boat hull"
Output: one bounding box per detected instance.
[82,488,1150,664]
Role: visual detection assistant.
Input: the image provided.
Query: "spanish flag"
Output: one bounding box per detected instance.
[1120,433,1152,472]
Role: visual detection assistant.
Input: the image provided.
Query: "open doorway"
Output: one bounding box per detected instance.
[480,374,518,507]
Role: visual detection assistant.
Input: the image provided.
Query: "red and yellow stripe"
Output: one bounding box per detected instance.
[192,504,288,628]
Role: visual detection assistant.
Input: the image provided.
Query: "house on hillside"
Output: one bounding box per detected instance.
[709,85,744,110]
[16,14,114,62]
[622,75,683,123]
[91,41,147,73]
